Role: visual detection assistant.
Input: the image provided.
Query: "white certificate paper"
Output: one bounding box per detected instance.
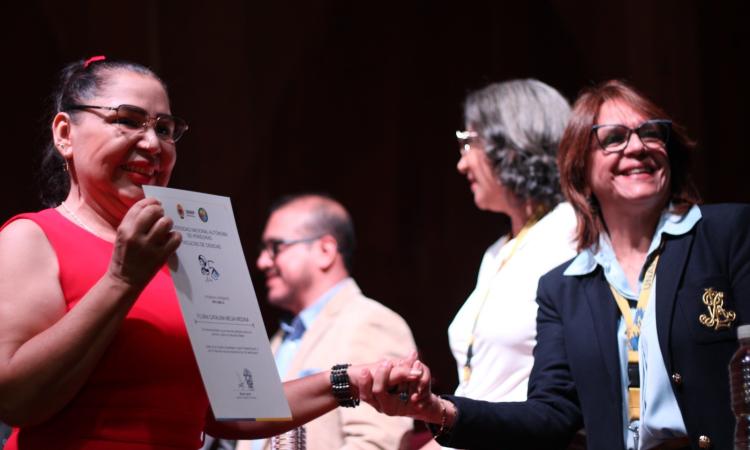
[143,186,291,421]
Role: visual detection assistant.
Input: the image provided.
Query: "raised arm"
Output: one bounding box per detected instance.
[0,199,180,425]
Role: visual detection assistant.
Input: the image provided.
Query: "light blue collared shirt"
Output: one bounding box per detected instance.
[273,277,351,379]
[564,205,701,449]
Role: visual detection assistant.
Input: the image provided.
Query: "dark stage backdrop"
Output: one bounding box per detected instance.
[1,0,748,394]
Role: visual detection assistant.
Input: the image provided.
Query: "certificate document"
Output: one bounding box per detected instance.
[143,186,291,421]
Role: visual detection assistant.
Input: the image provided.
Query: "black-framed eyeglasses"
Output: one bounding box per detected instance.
[592,119,672,154]
[456,130,479,155]
[258,236,323,259]
[64,104,189,143]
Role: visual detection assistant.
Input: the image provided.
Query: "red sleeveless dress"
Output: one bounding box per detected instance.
[2,209,209,450]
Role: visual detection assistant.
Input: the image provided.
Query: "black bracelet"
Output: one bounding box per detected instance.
[330,363,360,408]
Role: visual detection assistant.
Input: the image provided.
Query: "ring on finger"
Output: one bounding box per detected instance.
[399,390,409,403]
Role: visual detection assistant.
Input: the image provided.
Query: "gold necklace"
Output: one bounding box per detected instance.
[59,202,95,234]
[462,207,546,383]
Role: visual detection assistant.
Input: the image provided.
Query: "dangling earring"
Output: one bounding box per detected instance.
[58,143,71,172]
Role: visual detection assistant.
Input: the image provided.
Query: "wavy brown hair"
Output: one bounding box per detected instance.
[557,80,701,251]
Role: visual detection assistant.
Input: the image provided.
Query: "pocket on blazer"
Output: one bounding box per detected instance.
[675,275,737,344]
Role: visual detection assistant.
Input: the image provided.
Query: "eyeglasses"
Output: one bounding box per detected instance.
[456,130,479,155]
[64,104,189,143]
[592,119,672,154]
[258,236,322,259]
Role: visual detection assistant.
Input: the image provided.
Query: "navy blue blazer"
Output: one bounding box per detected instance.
[437,204,750,450]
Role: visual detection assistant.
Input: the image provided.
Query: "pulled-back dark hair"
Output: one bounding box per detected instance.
[38,57,166,207]
[464,79,571,211]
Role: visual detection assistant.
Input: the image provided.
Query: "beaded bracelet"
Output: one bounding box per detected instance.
[435,397,449,437]
[330,363,360,408]
[427,396,453,439]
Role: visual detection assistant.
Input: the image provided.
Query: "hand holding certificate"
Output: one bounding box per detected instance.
[143,186,428,435]
[144,186,291,421]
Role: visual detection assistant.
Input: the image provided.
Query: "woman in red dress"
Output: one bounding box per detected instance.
[0,57,419,450]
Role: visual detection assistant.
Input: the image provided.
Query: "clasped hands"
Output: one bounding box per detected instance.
[350,353,447,426]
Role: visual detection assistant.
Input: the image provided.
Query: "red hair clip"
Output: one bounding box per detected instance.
[84,55,106,68]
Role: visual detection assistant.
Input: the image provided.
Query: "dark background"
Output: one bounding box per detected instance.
[1,0,748,393]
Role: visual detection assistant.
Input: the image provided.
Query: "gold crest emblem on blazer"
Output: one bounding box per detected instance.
[699,287,736,330]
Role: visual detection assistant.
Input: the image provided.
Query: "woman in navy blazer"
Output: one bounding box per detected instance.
[362,80,750,450]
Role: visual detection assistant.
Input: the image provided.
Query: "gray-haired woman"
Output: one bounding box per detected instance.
[422,79,577,449]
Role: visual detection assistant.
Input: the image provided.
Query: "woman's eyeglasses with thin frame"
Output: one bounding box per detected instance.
[64,103,189,143]
[456,130,479,155]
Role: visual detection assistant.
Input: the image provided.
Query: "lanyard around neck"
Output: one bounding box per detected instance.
[462,209,544,383]
[609,252,660,424]
[608,253,660,353]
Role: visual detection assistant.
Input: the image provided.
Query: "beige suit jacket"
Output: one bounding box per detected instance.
[243,279,416,450]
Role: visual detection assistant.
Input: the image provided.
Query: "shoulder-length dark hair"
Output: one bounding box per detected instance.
[557,79,701,251]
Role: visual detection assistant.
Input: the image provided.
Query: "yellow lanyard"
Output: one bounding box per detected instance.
[608,254,660,357]
[462,210,544,383]
[608,253,659,422]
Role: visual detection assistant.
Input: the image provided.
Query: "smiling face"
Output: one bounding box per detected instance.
[61,69,176,220]
[256,205,318,314]
[587,99,671,218]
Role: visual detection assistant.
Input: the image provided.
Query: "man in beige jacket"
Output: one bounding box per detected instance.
[233,193,416,450]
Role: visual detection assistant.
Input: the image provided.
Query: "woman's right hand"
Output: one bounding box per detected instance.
[107,198,181,291]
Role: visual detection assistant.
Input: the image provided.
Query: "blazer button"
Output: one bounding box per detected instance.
[698,435,711,448]
[671,372,683,385]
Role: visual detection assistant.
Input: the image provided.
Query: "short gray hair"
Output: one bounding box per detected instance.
[464,79,571,209]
